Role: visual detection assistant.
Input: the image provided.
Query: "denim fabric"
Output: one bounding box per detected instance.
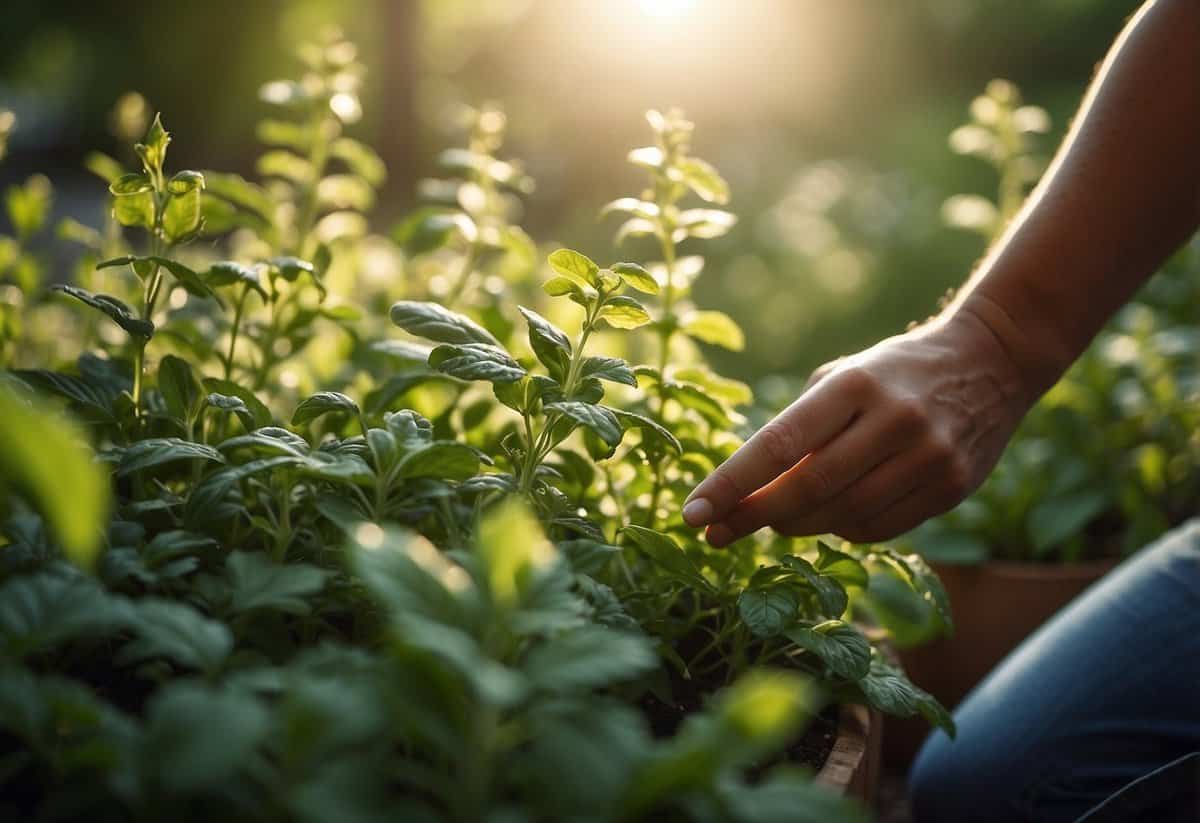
[908,519,1200,822]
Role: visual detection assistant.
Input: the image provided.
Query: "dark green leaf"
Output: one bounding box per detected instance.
[544,401,623,447]
[621,526,712,591]
[292,391,360,426]
[118,438,225,476]
[429,343,524,383]
[737,586,799,637]
[579,356,637,387]
[785,620,872,680]
[202,378,272,428]
[523,627,656,693]
[610,409,683,456]
[396,441,481,481]
[854,657,955,736]
[144,681,270,792]
[53,285,153,339]
[226,551,330,616]
[158,354,203,422]
[117,599,232,672]
[390,300,501,346]
[518,306,571,381]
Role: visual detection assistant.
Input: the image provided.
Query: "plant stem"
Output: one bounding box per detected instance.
[444,243,481,310]
[223,286,250,381]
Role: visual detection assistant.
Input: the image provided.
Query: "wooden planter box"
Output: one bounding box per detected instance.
[817,703,883,802]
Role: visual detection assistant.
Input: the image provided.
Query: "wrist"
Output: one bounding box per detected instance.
[936,293,1060,409]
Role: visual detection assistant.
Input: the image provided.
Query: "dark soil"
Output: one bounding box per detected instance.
[637,622,840,773]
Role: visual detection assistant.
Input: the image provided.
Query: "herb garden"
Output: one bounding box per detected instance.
[2,4,1197,820]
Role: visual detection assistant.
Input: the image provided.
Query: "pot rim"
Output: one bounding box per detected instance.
[815,702,872,795]
[931,557,1120,581]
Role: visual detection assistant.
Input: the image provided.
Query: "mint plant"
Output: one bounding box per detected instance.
[0,33,951,820]
[394,103,536,310]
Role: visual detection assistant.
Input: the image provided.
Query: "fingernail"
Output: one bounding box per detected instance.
[682,497,714,527]
[706,523,734,548]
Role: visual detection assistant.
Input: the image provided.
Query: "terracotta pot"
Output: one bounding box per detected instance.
[884,558,1118,769]
[816,703,883,802]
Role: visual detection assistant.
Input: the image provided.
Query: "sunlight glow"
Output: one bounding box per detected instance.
[637,0,697,20]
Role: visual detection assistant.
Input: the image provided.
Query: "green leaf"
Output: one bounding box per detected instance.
[158,354,203,422]
[393,208,476,256]
[0,386,111,568]
[0,572,129,657]
[814,542,869,589]
[257,149,315,184]
[518,306,572,382]
[544,401,623,448]
[854,656,955,736]
[219,427,310,458]
[737,586,799,637]
[292,391,360,426]
[205,393,255,431]
[109,173,155,229]
[117,599,232,673]
[163,170,205,242]
[52,285,153,339]
[780,555,849,618]
[396,441,481,481]
[675,156,730,204]
[677,208,737,239]
[200,171,275,222]
[144,681,270,792]
[203,261,268,301]
[202,378,272,428]
[611,262,659,294]
[598,295,651,330]
[146,256,222,304]
[579,356,637,387]
[1028,489,1108,555]
[351,524,469,624]
[6,174,52,240]
[621,526,712,591]
[610,408,683,456]
[548,248,600,288]
[330,137,387,186]
[390,300,501,346]
[118,437,225,477]
[868,548,953,634]
[299,452,375,486]
[557,539,623,575]
[477,499,562,610]
[429,343,525,383]
[785,620,872,680]
[136,113,171,177]
[680,310,745,351]
[267,255,316,281]
[226,551,330,616]
[524,626,656,693]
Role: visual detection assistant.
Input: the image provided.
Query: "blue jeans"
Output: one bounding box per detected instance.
[909,519,1200,822]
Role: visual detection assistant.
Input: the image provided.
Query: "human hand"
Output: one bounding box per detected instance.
[681,308,1033,546]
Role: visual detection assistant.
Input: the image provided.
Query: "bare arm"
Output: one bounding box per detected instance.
[684,0,1200,546]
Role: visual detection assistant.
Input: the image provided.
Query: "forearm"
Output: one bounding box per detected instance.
[947,0,1200,401]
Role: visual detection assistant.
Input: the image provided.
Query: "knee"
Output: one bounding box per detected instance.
[908,732,1029,822]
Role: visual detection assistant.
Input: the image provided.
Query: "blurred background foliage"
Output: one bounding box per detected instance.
[0,0,1152,383]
